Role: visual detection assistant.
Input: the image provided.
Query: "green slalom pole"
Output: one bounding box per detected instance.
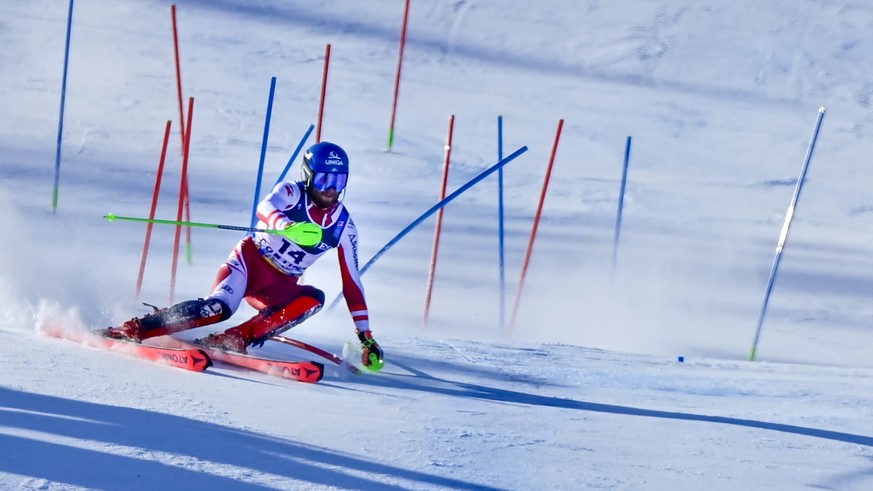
[104,213,323,247]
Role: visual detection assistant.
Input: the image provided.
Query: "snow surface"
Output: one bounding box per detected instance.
[2,0,873,489]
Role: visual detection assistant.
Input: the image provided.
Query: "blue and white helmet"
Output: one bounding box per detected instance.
[302,141,349,193]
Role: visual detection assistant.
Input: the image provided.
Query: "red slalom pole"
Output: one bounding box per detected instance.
[422,114,455,328]
[171,5,186,151]
[509,119,564,335]
[171,4,193,263]
[170,97,194,305]
[316,43,331,143]
[136,120,172,299]
[386,0,410,152]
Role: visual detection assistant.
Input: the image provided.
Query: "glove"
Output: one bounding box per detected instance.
[277,222,322,247]
[357,330,384,371]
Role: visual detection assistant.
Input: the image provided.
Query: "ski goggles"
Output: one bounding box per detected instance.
[312,172,348,193]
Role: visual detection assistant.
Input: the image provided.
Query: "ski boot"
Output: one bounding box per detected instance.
[194,328,248,354]
[99,318,144,343]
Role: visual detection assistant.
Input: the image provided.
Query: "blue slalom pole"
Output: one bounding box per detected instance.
[328,145,529,311]
[52,0,75,212]
[748,106,826,361]
[274,124,315,186]
[497,116,506,334]
[611,136,632,276]
[250,76,277,231]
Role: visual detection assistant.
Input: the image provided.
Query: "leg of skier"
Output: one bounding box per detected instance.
[102,297,231,341]
[105,237,325,353]
[103,240,249,342]
[194,236,326,353]
[196,285,325,354]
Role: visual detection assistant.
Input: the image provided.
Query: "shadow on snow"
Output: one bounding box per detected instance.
[0,386,500,491]
[370,359,873,448]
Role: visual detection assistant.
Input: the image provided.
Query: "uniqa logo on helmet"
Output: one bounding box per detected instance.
[324,151,345,170]
[304,142,349,173]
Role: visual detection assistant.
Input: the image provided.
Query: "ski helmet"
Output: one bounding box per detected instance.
[302,141,349,192]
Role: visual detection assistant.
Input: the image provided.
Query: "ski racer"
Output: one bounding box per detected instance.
[103,141,384,370]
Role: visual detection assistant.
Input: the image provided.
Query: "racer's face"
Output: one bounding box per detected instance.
[309,185,339,209]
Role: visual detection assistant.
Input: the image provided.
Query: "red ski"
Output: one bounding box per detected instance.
[203,348,324,384]
[41,324,212,372]
[156,337,324,384]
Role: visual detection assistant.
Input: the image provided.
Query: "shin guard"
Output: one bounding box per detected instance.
[138,298,231,339]
[231,293,324,347]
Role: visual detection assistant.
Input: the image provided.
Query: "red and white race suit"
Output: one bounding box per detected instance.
[208,181,370,332]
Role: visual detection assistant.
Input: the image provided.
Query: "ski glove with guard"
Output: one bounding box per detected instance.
[357,330,384,371]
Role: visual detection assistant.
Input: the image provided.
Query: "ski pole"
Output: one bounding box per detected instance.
[104,213,323,246]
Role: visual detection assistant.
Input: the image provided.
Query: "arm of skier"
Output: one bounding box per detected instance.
[337,218,369,332]
[338,223,384,370]
[256,182,301,230]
